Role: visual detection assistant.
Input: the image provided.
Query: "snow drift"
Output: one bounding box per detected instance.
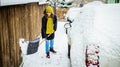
[69,1,120,67]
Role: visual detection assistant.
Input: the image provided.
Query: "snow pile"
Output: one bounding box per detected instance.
[70,1,120,67]
[65,7,81,21]
[19,38,29,67]
[19,38,29,55]
[94,3,120,67]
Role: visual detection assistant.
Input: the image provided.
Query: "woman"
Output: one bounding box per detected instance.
[41,6,57,58]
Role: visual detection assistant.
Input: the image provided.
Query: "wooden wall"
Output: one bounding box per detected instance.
[0,3,47,67]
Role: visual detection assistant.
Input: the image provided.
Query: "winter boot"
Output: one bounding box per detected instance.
[46,52,50,58]
[50,48,56,53]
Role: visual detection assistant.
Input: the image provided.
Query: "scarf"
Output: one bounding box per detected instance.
[46,17,54,34]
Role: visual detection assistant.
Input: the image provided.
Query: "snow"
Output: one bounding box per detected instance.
[39,0,49,5]
[0,0,48,6]
[69,1,120,67]
[19,22,70,67]
[65,7,81,21]
[0,0,38,6]
[19,1,120,67]
[58,0,73,3]
[39,2,49,5]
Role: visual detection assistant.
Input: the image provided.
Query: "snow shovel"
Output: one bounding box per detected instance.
[27,34,51,55]
[27,37,40,55]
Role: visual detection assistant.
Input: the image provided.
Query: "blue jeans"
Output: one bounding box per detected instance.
[45,39,54,53]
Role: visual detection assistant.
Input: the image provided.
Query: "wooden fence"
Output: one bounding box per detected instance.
[56,8,68,21]
[0,3,47,67]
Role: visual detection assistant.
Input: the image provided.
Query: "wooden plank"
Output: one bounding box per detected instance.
[0,7,3,67]
[0,6,12,67]
[8,6,16,67]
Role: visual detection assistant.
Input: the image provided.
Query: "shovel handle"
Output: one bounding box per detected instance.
[39,34,51,45]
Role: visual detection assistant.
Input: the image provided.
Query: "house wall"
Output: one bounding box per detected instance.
[0,3,47,67]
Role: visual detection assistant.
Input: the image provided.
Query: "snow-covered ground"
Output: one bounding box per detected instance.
[19,1,120,67]
[19,22,70,67]
[69,1,120,67]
